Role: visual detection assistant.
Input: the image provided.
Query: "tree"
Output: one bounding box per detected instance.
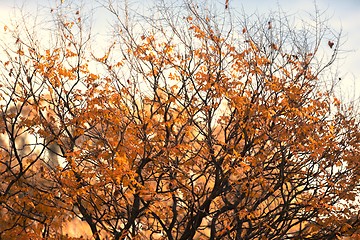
[0,0,359,239]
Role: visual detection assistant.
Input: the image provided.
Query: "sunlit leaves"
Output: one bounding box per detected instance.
[0,1,359,239]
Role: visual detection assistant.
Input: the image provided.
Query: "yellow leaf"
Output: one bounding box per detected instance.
[17,49,24,55]
[341,223,352,233]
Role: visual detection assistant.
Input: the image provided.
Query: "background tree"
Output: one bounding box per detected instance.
[0,0,359,239]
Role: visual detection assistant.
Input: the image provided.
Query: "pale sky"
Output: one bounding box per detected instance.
[238,0,360,102]
[0,0,359,101]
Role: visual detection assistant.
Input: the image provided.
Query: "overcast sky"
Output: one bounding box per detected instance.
[0,0,359,100]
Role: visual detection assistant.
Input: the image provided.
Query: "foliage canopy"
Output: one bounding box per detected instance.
[0,1,359,239]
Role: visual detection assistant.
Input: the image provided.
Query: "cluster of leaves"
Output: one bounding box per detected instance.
[0,1,359,239]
